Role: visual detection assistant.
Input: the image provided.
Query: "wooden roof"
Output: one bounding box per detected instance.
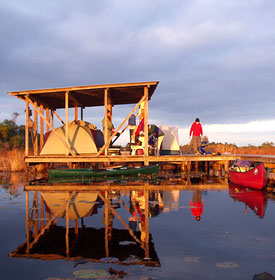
[8,81,159,110]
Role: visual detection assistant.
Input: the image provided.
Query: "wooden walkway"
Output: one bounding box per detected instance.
[25,154,275,164]
[25,154,275,178]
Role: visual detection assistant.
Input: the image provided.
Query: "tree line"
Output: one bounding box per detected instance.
[0,113,25,149]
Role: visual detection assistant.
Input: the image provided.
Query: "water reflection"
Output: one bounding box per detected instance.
[6,176,275,280]
[229,184,268,218]
[190,189,204,221]
[10,184,163,266]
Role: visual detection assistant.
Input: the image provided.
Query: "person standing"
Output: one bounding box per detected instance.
[189,117,203,154]
[148,125,164,155]
[128,114,136,144]
[102,110,114,144]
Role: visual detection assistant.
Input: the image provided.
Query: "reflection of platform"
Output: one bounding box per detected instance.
[10,226,160,266]
[10,188,160,267]
[41,192,99,220]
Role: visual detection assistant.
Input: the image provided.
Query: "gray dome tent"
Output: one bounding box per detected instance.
[40,120,103,155]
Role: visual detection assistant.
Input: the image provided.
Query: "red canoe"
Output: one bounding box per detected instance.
[229,162,268,190]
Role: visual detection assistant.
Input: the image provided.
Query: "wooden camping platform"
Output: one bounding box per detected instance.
[25,154,236,163]
[25,154,275,165]
[25,154,275,178]
[9,81,275,176]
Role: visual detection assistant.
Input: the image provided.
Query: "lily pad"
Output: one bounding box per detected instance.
[183,256,200,263]
[73,269,109,279]
[216,262,239,269]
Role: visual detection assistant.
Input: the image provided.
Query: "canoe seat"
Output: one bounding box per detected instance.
[232,166,253,172]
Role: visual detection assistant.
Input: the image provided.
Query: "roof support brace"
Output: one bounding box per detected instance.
[97,94,146,156]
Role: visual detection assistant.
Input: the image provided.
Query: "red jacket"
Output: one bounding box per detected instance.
[189,122,203,137]
[135,118,144,136]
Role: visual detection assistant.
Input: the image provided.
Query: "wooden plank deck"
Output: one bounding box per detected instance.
[25,154,275,164]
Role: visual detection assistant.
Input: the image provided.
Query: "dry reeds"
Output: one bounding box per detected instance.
[0,149,25,172]
[180,142,275,155]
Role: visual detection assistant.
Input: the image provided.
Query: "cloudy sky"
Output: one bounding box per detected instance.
[1,0,275,146]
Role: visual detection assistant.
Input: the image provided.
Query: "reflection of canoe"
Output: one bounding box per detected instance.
[48,165,159,178]
[229,163,268,190]
[229,184,268,218]
[41,192,99,220]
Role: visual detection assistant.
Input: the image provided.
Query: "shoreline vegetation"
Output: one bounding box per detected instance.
[0,149,25,172]
[1,113,275,172]
[180,142,275,155]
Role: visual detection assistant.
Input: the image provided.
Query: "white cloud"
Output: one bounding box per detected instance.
[179,120,275,146]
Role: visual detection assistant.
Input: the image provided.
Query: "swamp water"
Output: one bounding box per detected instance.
[1,173,275,280]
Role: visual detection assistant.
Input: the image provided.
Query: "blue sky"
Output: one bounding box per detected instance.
[1,0,275,146]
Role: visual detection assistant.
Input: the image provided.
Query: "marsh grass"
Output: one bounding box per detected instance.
[0,149,25,172]
[181,142,275,155]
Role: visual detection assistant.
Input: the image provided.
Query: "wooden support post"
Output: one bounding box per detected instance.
[34,191,39,236]
[33,102,38,155]
[40,193,45,228]
[50,110,54,128]
[81,107,84,121]
[46,108,50,133]
[65,91,69,147]
[25,191,30,253]
[218,163,222,178]
[74,219,79,236]
[204,161,209,175]
[104,191,109,257]
[213,162,218,177]
[107,92,112,116]
[40,105,44,151]
[144,188,150,259]
[224,160,229,178]
[66,192,70,257]
[104,89,108,155]
[195,161,199,172]
[187,161,191,173]
[74,103,78,121]
[144,86,149,165]
[25,96,29,156]
[181,161,186,173]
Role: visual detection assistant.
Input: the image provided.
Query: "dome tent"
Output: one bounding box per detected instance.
[40,120,103,155]
[158,125,180,155]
